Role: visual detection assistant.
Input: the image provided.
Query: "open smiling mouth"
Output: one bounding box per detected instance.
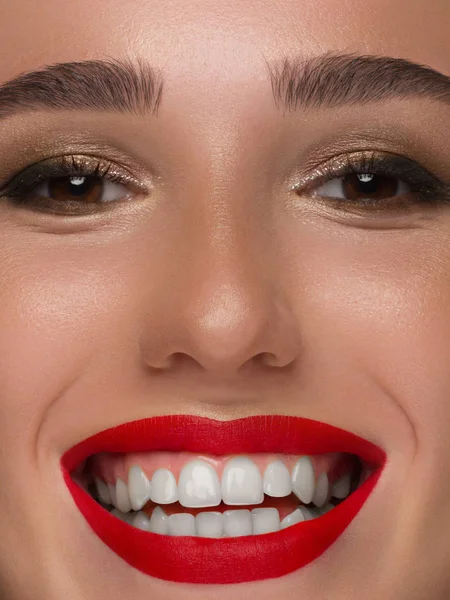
[61,415,386,584]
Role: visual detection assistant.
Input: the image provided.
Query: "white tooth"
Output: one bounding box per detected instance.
[314,502,335,516]
[108,482,118,508]
[291,456,315,504]
[222,457,263,505]
[280,508,306,529]
[131,511,150,531]
[150,468,178,504]
[148,506,169,534]
[223,509,252,537]
[167,513,196,536]
[263,460,291,497]
[178,459,221,508]
[312,472,329,508]
[251,507,280,534]
[95,478,111,505]
[128,465,152,511]
[115,478,131,513]
[298,506,315,521]
[196,511,224,538]
[111,508,132,523]
[331,473,351,499]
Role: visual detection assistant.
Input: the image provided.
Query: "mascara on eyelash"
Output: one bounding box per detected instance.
[296,152,450,209]
[0,155,129,200]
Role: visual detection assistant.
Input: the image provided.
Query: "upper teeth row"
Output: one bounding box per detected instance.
[94,456,353,512]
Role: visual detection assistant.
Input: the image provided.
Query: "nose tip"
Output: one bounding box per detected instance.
[143,272,301,378]
[186,282,274,373]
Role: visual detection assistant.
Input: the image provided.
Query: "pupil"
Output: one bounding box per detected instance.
[68,176,91,196]
[356,173,377,194]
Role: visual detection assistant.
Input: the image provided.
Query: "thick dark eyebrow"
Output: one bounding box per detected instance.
[268,52,450,112]
[0,57,164,120]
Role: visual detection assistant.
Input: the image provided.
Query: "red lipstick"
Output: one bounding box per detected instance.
[61,415,386,584]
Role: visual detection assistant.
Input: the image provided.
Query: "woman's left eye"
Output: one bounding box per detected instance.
[313,173,410,201]
[33,175,130,204]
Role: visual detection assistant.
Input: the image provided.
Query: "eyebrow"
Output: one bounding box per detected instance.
[268,52,450,112]
[0,57,164,120]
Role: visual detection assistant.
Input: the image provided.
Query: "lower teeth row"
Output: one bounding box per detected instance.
[108,503,336,538]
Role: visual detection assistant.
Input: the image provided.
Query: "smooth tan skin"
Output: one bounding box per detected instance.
[0,0,449,598]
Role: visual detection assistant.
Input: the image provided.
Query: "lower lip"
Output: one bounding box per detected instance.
[61,415,386,584]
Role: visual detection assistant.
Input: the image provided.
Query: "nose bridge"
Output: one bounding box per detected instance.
[180,182,276,371]
[141,124,301,377]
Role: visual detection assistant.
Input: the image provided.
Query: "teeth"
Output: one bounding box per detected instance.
[280,507,306,529]
[148,506,169,534]
[312,472,329,508]
[291,456,315,504]
[251,507,280,534]
[196,511,224,537]
[111,508,133,523]
[314,502,335,516]
[131,511,150,531]
[298,505,315,521]
[263,460,292,497]
[223,509,253,537]
[98,453,355,536]
[115,478,131,513]
[222,457,264,505]
[331,473,352,499]
[95,478,111,505]
[178,459,221,508]
[149,469,178,504]
[108,482,118,508]
[168,513,196,536]
[128,465,152,511]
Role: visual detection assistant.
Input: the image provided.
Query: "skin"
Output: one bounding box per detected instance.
[0,0,449,598]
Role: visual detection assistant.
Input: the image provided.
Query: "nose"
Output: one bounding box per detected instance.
[139,217,302,381]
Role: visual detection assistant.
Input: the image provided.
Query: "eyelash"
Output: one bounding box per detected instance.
[0,151,448,217]
[297,151,450,213]
[0,155,139,215]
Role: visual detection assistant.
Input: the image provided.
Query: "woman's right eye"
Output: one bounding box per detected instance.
[0,155,144,215]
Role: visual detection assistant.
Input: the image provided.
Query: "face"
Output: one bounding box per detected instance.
[0,0,449,598]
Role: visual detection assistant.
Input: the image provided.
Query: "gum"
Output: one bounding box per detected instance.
[88,450,357,487]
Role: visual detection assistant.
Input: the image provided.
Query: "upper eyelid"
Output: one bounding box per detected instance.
[0,154,149,196]
[291,151,442,191]
[0,150,443,196]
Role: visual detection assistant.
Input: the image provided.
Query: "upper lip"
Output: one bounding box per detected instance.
[61,414,386,473]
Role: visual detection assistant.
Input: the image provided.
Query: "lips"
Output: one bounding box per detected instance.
[61,414,386,584]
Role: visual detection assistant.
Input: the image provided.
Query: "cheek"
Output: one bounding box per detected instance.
[290,222,450,439]
[0,235,139,456]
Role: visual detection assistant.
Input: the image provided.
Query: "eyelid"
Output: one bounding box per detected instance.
[291,150,442,193]
[0,154,150,199]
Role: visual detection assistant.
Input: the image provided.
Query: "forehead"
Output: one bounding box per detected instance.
[0,0,448,91]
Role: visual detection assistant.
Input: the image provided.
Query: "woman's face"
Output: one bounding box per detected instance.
[0,0,449,598]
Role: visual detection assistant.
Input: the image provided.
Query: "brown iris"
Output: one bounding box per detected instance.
[47,176,103,203]
[342,173,399,200]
